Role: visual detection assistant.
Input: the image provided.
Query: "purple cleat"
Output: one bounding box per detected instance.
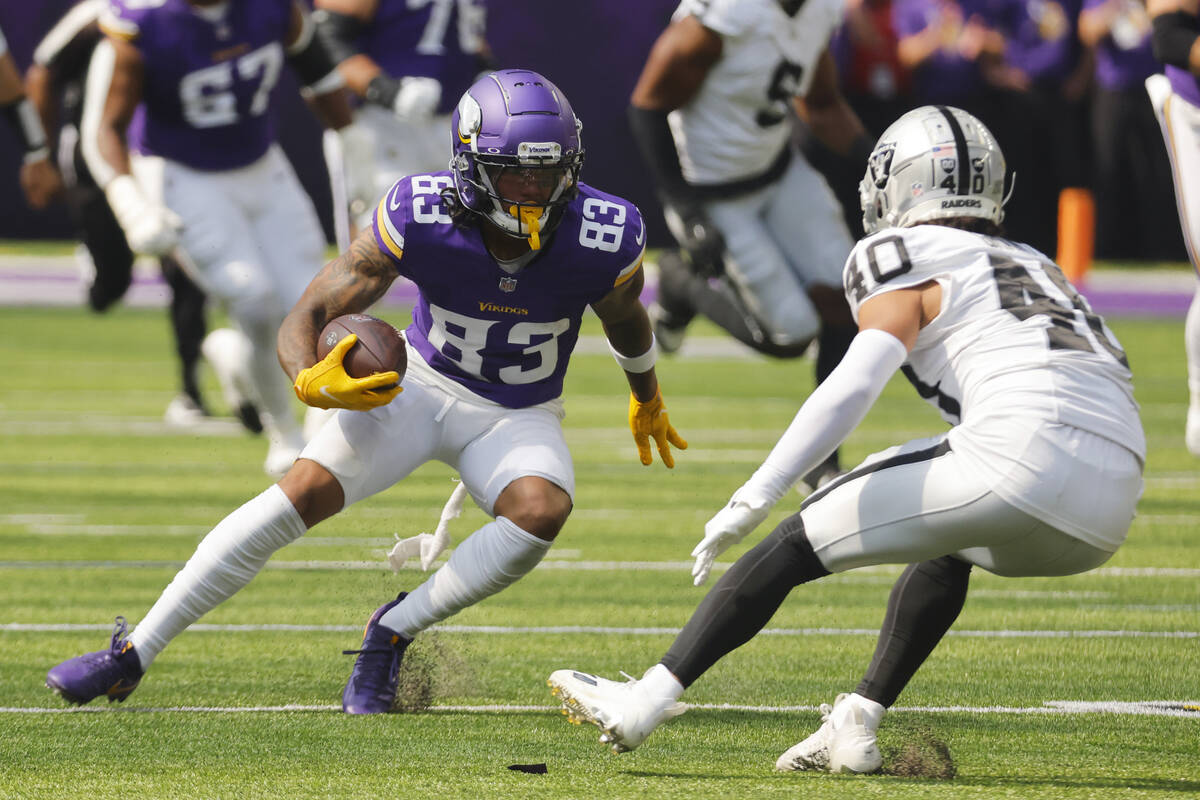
[342,592,411,714]
[46,616,145,705]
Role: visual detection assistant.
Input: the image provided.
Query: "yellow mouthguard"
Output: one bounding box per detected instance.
[510,205,543,250]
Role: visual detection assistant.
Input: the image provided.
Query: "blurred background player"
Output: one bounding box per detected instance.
[313,0,489,233]
[629,0,870,491]
[1,23,60,211]
[82,0,374,475]
[23,0,215,426]
[548,106,1144,772]
[892,0,1006,112]
[812,0,914,238]
[44,70,687,716]
[1080,0,1184,262]
[1145,0,1200,454]
[987,0,1092,257]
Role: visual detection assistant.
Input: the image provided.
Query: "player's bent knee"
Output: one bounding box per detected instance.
[277,458,345,528]
[493,476,572,542]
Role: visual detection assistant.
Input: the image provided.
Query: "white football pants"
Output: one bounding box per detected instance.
[800,426,1143,577]
[689,155,853,347]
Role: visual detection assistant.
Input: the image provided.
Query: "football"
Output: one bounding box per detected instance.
[316,313,407,386]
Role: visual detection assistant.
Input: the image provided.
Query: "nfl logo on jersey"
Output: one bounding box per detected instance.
[499,277,518,293]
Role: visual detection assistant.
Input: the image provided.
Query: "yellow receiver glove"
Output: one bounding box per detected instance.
[293,333,403,411]
[629,388,688,468]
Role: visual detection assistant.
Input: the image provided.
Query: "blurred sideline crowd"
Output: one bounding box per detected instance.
[814,0,1186,261]
[3,0,1191,264]
[0,0,1194,472]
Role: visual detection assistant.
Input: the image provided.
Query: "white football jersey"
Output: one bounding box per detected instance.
[669,0,843,185]
[844,224,1145,456]
[843,225,1145,548]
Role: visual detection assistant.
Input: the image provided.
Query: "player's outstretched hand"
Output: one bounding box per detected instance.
[293,334,402,411]
[629,389,687,468]
[690,489,772,586]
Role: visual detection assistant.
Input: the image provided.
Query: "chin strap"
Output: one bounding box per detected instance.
[510,204,543,249]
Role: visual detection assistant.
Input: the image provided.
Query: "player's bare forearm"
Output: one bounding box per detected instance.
[1148,0,1199,15]
[91,38,143,178]
[593,269,659,401]
[334,53,382,95]
[0,53,22,103]
[306,88,354,130]
[795,51,867,155]
[24,64,57,134]
[630,16,721,110]
[277,229,397,379]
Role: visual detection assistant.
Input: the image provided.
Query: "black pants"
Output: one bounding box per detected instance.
[1091,84,1188,261]
[64,138,208,399]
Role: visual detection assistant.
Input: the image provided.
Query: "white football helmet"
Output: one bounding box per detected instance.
[859,105,1007,235]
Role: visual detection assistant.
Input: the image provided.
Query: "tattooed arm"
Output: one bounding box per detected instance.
[277,228,400,381]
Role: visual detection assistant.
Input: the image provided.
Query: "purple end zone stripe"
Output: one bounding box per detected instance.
[0,263,1191,316]
[1078,287,1194,317]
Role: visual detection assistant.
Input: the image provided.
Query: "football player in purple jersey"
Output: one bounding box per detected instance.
[313,0,490,232]
[79,0,374,476]
[45,69,688,716]
[1080,0,1184,263]
[1145,0,1200,455]
[24,0,217,429]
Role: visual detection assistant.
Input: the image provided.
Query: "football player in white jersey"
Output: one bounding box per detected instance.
[549,106,1146,772]
[1145,0,1200,454]
[630,0,874,489]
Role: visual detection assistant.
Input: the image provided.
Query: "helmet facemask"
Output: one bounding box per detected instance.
[457,150,583,249]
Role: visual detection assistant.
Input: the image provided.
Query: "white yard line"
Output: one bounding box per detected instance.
[4,622,1196,637]
[1,699,1197,717]
[1,559,1198,579]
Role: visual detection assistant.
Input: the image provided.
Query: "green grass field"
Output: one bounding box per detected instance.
[0,305,1197,799]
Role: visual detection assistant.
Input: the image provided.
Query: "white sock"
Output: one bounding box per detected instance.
[128,485,306,668]
[241,318,303,446]
[379,516,551,639]
[641,663,685,702]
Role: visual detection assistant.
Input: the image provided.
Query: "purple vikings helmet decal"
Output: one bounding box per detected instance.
[450,69,585,248]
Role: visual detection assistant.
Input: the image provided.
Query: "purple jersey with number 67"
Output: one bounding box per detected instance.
[372,172,646,408]
[100,0,291,170]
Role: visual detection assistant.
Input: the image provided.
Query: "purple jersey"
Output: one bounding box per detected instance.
[1083,0,1159,90]
[995,0,1082,83]
[372,173,646,407]
[101,0,291,170]
[1167,65,1200,106]
[893,0,1003,102]
[360,0,485,115]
